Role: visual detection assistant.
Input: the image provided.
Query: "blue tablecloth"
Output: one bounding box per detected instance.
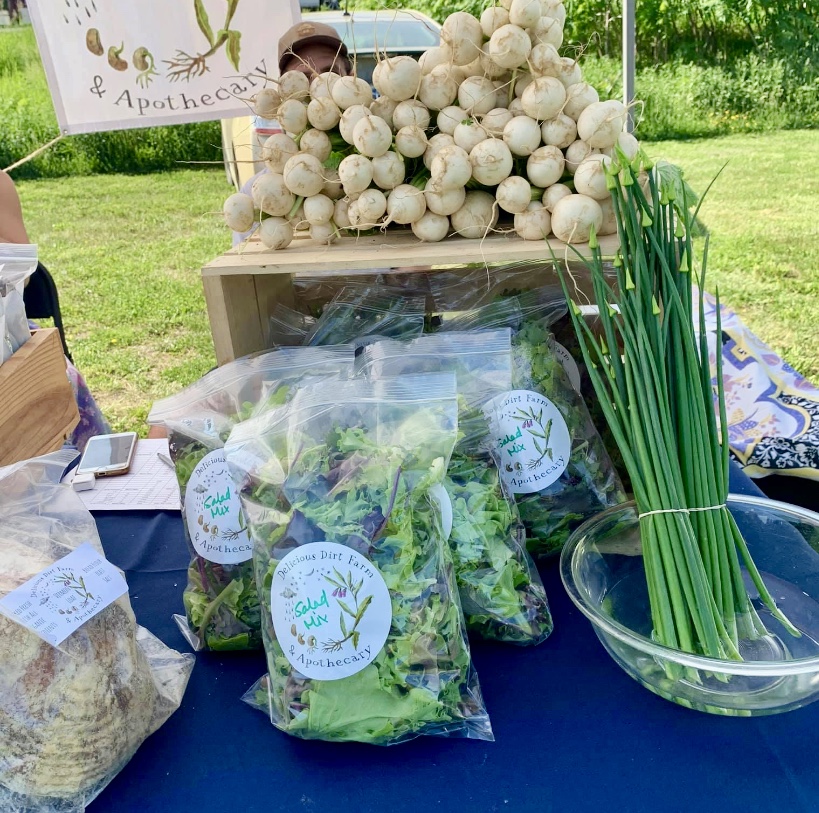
[88,465,819,813]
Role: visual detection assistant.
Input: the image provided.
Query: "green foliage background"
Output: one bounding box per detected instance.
[1,1,817,177]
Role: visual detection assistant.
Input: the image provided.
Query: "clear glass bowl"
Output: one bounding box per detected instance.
[560,494,819,716]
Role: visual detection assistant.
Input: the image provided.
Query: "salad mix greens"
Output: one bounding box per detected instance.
[225,374,492,744]
[439,296,625,558]
[358,331,552,645]
[147,347,354,651]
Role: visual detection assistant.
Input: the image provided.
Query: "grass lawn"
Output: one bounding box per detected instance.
[14,130,819,435]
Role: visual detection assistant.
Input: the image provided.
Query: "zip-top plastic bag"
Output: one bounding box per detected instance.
[304,285,426,348]
[293,271,431,317]
[439,297,626,557]
[224,374,493,745]
[147,346,355,651]
[267,303,316,349]
[0,243,38,360]
[358,330,552,645]
[0,454,193,813]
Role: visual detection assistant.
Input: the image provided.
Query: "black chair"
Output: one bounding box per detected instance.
[22,262,72,362]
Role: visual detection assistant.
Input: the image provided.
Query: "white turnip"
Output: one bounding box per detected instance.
[307,97,341,131]
[543,182,572,211]
[386,184,427,225]
[331,76,373,110]
[370,96,398,129]
[514,201,552,239]
[489,24,532,70]
[223,192,255,232]
[338,153,373,195]
[309,222,337,244]
[541,113,577,148]
[431,144,472,191]
[339,104,370,143]
[528,42,561,77]
[577,100,628,148]
[419,66,459,111]
[356,188,388,224]
[321,168,343,200]
[573,153,613,200]
[496,176,532,214]
[458,76,498,116]
[509,0,541,29]
[259,217,293,250]
[419,45,451,75]
[393,99,431,130]
[481,107,514,136]
[333,197,352,229]
[557,57,582,88]
[521,76,566,120]
[424,180,466,216]
[423,133,455,170]
[530,15,563,48]
[278,70,309,101]
[451,191,498,238]
[373,55,422,102]
[454,120,488,153]
[299,129,332,163]
[303,193,334,225]
[372,150,406,190]
[412,211,450,242]
[437,106,467,135]
[309,71,339,101]
[526,144,565,187]
[565,139,598,173]
[441,12,483,66]
[253,87,281,118]
[395,125,429,158]
[481,6,510,37]
[282,153,325,198]
[551,193,603,243]
[470,138,514,185]
[353,114,393,158]
[563,82,599,120]
[278,99,307,134]
[252,172,295,217]
[262,133,299,174]
[503,115,542,156]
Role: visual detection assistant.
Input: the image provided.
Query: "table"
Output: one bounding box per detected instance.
[89,465,819,813]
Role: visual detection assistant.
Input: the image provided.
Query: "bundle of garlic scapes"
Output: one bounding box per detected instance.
[223,0,643,250]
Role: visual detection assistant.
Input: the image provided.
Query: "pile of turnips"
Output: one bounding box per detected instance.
[223,0,646,251]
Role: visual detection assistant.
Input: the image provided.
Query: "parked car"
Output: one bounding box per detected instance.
[221,9,441,190]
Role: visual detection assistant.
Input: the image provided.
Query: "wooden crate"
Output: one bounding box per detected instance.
[0,329,79,466]
[202,229,620,364]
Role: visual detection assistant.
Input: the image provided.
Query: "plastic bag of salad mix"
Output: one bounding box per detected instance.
[147,346,354,651]
[358,330,552,645]
[439,297,626,557]
[304,285,426,348]
[224,374,493,744]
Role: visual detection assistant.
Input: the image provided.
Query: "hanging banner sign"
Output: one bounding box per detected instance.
[27,0,300,135]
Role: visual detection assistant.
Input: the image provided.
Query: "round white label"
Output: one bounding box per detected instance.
[553,342,582,393]
[484,390,572,495]
[183,449,252,564]
[271,542,392,680]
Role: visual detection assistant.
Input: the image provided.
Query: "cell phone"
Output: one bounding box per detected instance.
[76,432,138,477]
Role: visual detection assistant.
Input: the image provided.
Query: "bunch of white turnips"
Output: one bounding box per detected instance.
[223,0,644,250]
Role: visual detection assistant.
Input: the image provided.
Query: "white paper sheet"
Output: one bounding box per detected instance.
[69,438,181,511]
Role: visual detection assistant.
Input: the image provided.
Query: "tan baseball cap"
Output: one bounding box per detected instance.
[278,21,349,73]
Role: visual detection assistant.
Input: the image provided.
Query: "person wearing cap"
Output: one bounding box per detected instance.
[278,20,352,79]
[232,21,352,244]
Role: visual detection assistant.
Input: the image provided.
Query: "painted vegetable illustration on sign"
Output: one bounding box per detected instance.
[165,0,244,81]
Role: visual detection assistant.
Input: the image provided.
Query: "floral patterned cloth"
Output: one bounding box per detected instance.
[702,292,819,480]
